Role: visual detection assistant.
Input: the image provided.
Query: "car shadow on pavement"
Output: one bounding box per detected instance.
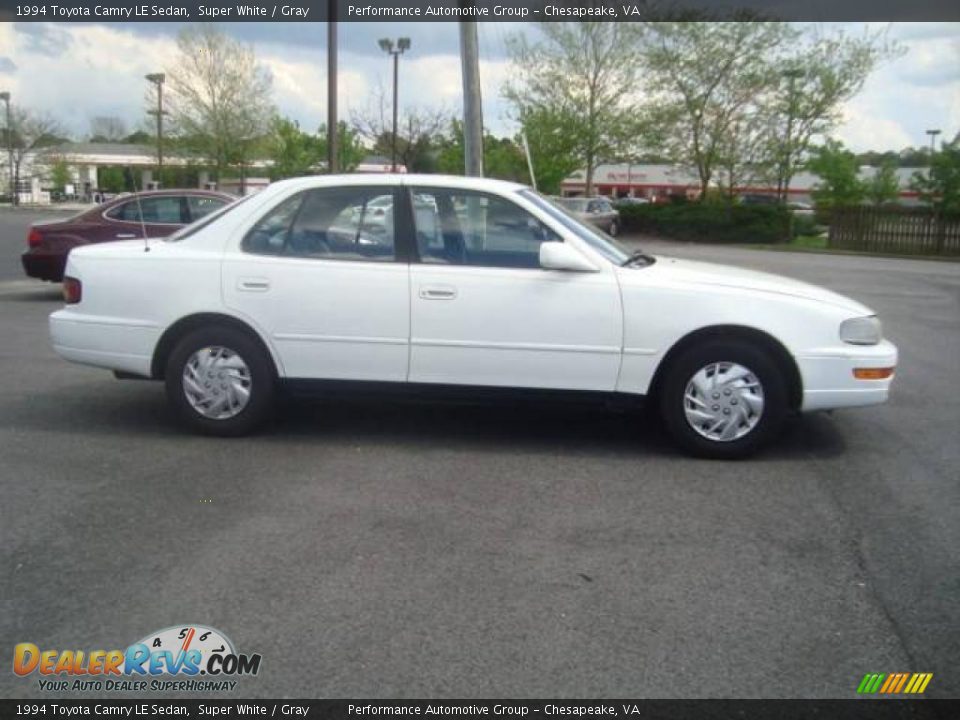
[1,288,63,302]
[0,380,847,462]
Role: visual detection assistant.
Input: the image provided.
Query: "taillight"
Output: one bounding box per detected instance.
[63,276,82,304]
[28,228,42,248]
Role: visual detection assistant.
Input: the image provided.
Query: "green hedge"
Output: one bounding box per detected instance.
[618,202,792,244]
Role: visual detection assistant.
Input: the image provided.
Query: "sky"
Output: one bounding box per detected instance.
[0,20,957,154]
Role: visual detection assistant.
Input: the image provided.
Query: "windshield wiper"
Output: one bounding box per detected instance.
[621,249,656,267]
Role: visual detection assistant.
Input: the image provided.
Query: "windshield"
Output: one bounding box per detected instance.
[166,194,252,242]
[519,189,629,265]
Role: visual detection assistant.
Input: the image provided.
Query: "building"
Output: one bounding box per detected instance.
[561,163,928,205]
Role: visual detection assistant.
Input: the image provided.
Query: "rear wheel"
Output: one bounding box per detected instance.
[659,340,787,459]
[164,326,275,436]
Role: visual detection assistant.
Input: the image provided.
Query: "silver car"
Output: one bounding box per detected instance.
[553,197,621,236]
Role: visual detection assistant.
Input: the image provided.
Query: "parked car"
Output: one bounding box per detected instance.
[614,197,650,207]
[787,201,815,217]
[739,193,780,206]
[22,189,234,282]
[49,175,897,458]
[553,196,621,236]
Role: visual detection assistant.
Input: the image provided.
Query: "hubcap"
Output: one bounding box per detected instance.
[182,346,252,420]
[683,362,764,442]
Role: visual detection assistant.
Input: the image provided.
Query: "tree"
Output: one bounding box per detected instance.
[807,140,866,211]
[436,120,527,183]
[351,86,449,172]
[267,117,321,180]
[320,121,366,174]
[866,161,900,206]
[504,22,646,196]
[166,25,274,188]
[89,116,128,143]
[5,106,63,206]
[46,156,72,194]
[770,27,902,199]
[911,142,960,215]
[641,21,794,200]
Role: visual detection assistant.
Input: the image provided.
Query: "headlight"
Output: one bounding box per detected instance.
[839,316,882,345]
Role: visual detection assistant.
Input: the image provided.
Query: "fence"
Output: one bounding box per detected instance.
[829,206,960,256]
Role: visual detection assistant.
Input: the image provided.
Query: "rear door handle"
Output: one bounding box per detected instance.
[238,278,270,292]
[115,233,138,239]
[419,285,457,300]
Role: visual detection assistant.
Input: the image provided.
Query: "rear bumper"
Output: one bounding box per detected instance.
[22,250,66,282]
[797,340,898,411]
[49,309,159,377]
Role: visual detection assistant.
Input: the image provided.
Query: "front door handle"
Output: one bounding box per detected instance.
[115,233,138,239]
[419,285,457,300]
[238,277,271,292]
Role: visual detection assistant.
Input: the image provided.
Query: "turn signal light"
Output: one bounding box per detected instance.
[28,228,42,248]
[853,367,894,380]
[62,276,82,304]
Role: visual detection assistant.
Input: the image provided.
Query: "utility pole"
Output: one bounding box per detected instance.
[0,91,13,205]
[145,73,166,185]
[327,0,338,173]
[459,21,483,177]
[378,37,410,173]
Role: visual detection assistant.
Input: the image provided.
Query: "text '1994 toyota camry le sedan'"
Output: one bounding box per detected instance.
[49,175,897,458]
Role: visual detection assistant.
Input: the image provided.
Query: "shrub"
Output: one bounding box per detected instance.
[618,202,791,243]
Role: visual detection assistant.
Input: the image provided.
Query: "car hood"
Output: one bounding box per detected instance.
[633,255,872,314]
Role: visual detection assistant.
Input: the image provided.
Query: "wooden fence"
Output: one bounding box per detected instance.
[829,206,960,256]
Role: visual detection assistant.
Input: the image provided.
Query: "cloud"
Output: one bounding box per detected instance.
[0,57,16,73]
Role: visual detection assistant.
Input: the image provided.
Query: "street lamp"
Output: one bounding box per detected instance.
[378,37,411,173]
[145,73,166,182]
[779,68,804,202]
[926,129,941,154]
[0,91,13,205]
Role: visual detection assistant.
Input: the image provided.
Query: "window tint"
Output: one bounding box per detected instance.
[242,187,395,261]
[107,196,184,224]
[411,188,559,269]
[188,195,228,221]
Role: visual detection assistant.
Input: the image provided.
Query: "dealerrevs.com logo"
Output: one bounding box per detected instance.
[13,625,261,693]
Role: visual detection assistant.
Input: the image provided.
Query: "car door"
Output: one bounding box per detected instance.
[221,185,410,382]
[407,185,622,391]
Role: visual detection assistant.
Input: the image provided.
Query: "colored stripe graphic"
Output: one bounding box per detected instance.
[857,672,932,694]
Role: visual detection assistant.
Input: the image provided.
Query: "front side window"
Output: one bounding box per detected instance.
[411,187,559,269]
[242,187,396,261]
[188,195,229,221]
[521,190,629,265]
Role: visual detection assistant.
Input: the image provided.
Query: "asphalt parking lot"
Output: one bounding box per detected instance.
[1,207,958,699]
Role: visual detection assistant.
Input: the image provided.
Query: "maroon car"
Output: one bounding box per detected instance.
[22,189,235,282]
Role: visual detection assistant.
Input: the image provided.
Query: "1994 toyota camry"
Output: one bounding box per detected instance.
[49,175,897,458]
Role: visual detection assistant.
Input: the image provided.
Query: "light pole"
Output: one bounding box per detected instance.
[926,129,941,154]
[378,37,411,173]
[145,73,166,183]
[779,68,804,202]
[0,91,13,205]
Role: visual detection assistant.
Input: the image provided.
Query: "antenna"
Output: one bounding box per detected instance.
[129,168,150,253]
[521,132,537,192]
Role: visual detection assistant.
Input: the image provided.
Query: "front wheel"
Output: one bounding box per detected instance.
[659,340,788,459]
[165,326,275,436]
[608,220,619,237]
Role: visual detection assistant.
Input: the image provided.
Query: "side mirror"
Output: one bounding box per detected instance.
[539,242,598,272]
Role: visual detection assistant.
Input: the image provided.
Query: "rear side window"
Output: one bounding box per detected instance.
[242,187,396,262]
[106,196,185,224]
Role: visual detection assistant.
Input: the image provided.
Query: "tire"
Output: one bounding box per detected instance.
[659,339,788,459]
[164,325,275,436]
[608,221,619,237]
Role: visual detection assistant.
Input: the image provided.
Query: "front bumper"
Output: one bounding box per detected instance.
[796,339,898,411]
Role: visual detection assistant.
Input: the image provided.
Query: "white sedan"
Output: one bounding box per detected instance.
[49,175,897,458]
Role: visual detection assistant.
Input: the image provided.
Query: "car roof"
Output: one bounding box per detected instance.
[265,173,529,195]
